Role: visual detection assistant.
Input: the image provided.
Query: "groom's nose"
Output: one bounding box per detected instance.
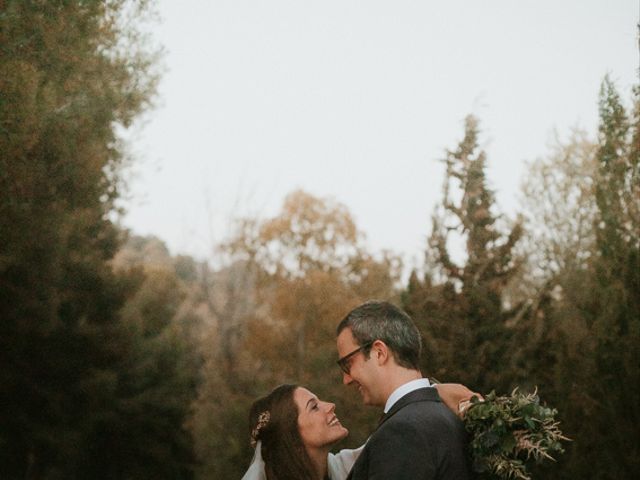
[342,372,354,385]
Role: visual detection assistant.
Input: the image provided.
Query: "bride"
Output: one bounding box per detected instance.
[242,383,475,480]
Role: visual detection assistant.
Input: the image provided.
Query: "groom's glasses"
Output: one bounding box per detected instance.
[337,341,374,375]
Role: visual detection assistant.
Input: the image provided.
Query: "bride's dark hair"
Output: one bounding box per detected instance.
[249,384,320,480]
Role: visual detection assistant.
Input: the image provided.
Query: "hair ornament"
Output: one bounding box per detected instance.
[250,411,271,448]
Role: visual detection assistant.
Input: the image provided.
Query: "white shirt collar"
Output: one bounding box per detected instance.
[384,378,431,413]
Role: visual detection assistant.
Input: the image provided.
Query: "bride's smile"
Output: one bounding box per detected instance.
[295,387,349,450]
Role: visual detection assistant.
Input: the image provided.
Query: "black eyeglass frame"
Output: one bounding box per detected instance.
[336,341,374,374]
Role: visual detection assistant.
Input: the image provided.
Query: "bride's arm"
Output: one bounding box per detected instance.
[435,383,482,417]
[327,444,365,480]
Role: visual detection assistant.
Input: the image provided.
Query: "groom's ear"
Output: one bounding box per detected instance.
[371,340,390,366]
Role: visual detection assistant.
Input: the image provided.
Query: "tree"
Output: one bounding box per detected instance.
[568,77,640,478]
[0,1,160,478]
[106,236,202,479]
[515,130,598,298]
[404,115,523,393]
[502,132,600,402]
[510,78,640,479]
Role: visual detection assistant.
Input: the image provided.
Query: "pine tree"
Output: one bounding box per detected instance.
[404,115,523,393]
[570,77,640,478]
[513,77,640,479]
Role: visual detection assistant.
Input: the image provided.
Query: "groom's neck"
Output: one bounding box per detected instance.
[378,367,423,405]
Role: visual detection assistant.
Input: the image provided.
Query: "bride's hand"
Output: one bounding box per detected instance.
[434,383,482,418]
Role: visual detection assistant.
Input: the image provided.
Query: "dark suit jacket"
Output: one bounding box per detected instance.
[346,387,471,480]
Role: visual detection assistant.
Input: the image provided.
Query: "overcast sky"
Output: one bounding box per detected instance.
[122,0,639,267]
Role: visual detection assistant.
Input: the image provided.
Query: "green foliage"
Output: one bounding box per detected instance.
[561,76,640,479]
[408,77,638,479]
[404,115,523,394]
[0,1,190,478]
[464,390,568,480]
[504,77,640,479]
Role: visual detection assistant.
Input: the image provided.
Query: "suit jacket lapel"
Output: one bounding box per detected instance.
[378,387,440,429]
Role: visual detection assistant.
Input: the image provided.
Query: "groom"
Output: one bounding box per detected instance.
[336,301,472,479]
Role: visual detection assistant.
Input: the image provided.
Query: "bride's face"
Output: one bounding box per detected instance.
[294,387,349,451]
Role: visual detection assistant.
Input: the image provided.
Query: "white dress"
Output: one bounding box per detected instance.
[327,445,364,479]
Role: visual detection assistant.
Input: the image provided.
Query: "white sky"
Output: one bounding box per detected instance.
[122,0,639,268]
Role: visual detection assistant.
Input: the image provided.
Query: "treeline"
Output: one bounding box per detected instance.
[1,2,638,479]
[0,1,193,478]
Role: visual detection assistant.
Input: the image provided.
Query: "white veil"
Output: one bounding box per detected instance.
[241,440,266,480]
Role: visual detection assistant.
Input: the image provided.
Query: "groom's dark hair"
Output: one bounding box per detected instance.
[337,300,422,370]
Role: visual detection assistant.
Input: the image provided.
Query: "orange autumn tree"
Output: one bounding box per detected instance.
[249,190,398,379]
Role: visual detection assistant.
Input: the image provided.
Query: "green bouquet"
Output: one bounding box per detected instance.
[462,389,569,480]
